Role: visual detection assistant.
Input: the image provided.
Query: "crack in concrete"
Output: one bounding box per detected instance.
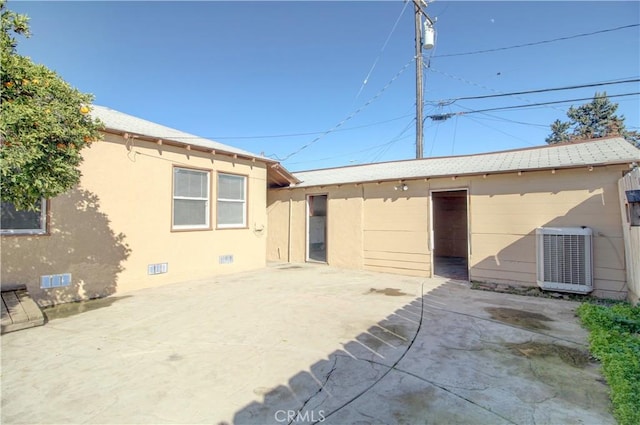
[312,281,518,425]
[334,353,508,421]
[287,355,338,425]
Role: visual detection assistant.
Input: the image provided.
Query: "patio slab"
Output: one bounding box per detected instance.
[1,263,613,424]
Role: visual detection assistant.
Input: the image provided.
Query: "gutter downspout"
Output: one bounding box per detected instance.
[288,195,293,263]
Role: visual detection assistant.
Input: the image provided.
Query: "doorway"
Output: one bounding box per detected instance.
[431,190,469,280]
[307,194,327,262]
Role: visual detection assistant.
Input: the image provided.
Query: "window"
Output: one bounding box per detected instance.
[173,167,210,230]
[1,199,47,235]
[217,173,246,228]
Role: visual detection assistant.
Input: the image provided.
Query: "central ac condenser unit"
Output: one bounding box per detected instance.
[536,227,593,294]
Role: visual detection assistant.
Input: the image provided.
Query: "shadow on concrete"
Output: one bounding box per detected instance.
[231,282,429,425]
[0,188,131,306]
[230,279,612,425]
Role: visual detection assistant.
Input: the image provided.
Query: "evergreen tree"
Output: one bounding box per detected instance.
[546,92,639,148]
[1,0,103,211]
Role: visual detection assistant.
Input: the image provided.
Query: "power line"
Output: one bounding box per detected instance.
[211,113,414,140]
[426,66,568,114]
[432,23,639,58]
[287,118,416,167]
[353,0,410,103]
[427,77,640,104]
[275,57,416,162]
[427,92,640,121]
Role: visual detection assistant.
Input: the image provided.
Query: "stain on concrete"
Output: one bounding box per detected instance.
[393,387,435,424]
[167,353,183,362]
[507,341,590,368]
[485,307,552,330]
[357,332,388,351]
[42,296,131,321]
[367,288,408,296]
[377,323,412,341]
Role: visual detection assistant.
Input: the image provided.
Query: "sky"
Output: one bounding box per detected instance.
[9,0,640,171]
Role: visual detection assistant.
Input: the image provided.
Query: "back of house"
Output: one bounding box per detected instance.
[267,137,640,301]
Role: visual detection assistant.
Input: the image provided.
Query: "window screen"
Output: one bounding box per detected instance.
[217,173,246,228]
[173,168,210,229]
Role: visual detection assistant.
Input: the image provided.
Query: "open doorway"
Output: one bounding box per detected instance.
[431,190,469,280]
[307,194,327,263]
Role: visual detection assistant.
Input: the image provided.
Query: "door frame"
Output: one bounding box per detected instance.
[429,188,470,278]
[305,193,328,263]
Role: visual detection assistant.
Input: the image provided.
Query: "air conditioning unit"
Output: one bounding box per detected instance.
[536,227,593,294]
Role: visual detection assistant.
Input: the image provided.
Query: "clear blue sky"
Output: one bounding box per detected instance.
[10,0,640,171]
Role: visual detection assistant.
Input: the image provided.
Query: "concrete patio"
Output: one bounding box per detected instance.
[1,263,613,424]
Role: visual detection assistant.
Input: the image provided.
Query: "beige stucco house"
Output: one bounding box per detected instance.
[267,137,640,300]
[0,105,297,306]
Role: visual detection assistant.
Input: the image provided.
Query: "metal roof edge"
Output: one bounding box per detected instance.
[288,135,633,175]
[277,162,635,191]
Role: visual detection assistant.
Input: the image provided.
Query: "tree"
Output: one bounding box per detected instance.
[546,92,639,148]
[1,0,103,211]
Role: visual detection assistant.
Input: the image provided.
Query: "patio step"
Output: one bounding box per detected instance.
[1,286,45,334]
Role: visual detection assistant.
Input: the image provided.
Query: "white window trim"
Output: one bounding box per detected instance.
[217,174,247,229]
[0,199,48,235]
[172,168,210,230]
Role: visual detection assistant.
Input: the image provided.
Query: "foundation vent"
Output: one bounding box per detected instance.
[536,227,593,294]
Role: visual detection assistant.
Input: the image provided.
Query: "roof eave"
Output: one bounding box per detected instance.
[282,161,636,190]
[102,127,264,163]
[101,127,299,187]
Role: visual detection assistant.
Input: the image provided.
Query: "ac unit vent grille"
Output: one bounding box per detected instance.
[536,227,593,294]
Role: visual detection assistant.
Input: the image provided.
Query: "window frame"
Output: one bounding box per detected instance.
[216,172,248,229]
[0,198,49,236]
[171,166,212,231]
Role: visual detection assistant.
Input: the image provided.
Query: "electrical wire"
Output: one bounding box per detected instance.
[276,57,416,162]
[368,118,416,163]
[425,66,568,114]
[428,77,640,103]
[353,0,411,103]
[431,23,639,58]
[285,119,415,167]
[427,92,640,120]
[212,113,414,140]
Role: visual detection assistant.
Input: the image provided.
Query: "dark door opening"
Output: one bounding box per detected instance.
[307,195,327,262]
[432,190,469,280]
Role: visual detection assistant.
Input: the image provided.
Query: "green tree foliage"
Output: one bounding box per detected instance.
[0,0,103,211]
[546,92,639,148]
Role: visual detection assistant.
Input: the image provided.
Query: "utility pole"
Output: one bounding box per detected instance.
[414,1,424,159]
[413,0,434,159]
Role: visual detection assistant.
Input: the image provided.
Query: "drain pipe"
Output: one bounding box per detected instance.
[287,195,292,263]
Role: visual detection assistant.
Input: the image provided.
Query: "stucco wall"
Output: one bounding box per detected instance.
[1,134,269,306]
[469,166,627,299]
[267,165,629,299]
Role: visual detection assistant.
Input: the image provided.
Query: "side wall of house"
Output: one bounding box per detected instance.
[1,134,269,306]
[267,165,628,299]
[469,166,627,299]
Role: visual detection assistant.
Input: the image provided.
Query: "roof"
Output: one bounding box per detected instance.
[290,137,640,188]
[90,105,298,186]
